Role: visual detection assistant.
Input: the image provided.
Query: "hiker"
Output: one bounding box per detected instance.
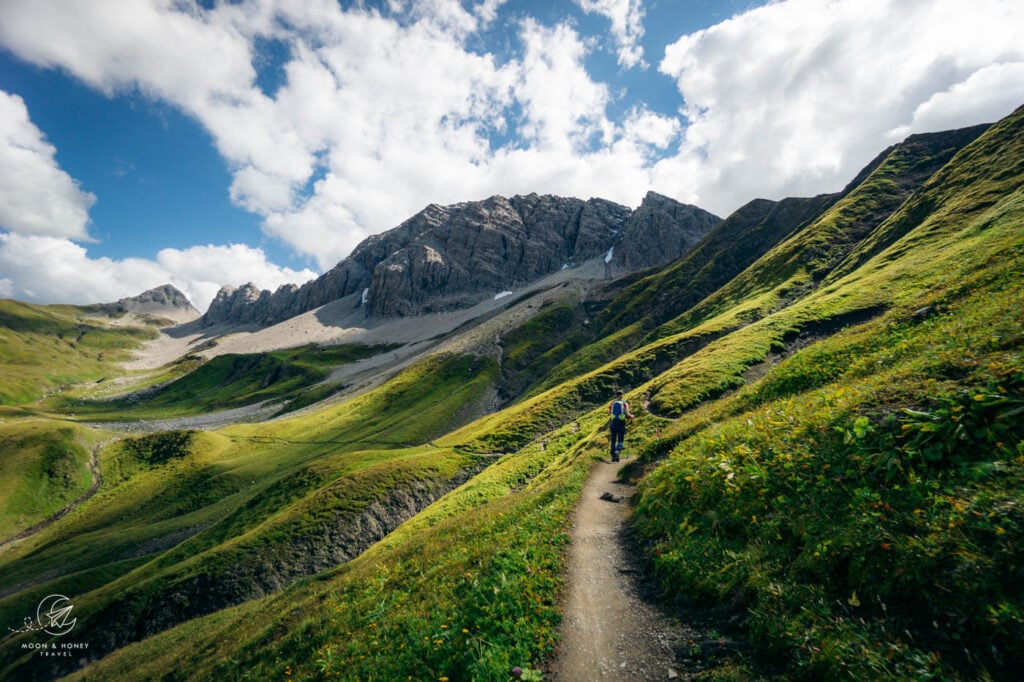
[608,392,633,461]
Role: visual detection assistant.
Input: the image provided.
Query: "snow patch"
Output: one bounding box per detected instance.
[361,287,369,306]
[494,291,514,300]
[605,246,614,264]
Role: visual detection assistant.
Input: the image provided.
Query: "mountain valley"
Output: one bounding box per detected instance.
[1,105,1022,681]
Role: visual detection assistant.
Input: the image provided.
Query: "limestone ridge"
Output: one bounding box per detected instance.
[90,284,199,322]
[614,191,722,272]
[203,193,721,326]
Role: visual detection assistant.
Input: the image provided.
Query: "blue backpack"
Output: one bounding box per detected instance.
[611,400,626,420]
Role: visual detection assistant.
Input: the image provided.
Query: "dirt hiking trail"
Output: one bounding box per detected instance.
[551,455,702,680]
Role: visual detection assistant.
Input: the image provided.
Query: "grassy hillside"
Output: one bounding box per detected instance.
[0,302,159,541]
[523,125,986,401]
[0,300,157,406]
[0,351,501,679]
[0,420,103,541]
[631,107,1024,679]
[52,417,601,682]
[438,122,986,454]
[0,107,1021,681]
[61,342,399,420]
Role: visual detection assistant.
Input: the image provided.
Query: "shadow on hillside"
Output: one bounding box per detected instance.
[161,318,261,348]
[313,292,367,329]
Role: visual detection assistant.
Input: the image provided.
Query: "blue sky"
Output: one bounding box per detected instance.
[1,0,1023,311]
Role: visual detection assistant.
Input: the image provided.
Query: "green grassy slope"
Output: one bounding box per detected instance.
[61,342,398,419]
[631,107,1024,679]
[649,125,991,344]
[0,420,102,540]
[0,108,1020,681]
[436,126,994,458]
[0,303,160,540]
[56,418,602,682]
[527,125,987,400]
[0,301,156,406]
[497,300,590,401]
[517,198,810,397]
[0,352,500,679]
[594,195,830,338]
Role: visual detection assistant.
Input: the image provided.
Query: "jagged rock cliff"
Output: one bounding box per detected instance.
[614,191,723,272]
[204,192,720,326]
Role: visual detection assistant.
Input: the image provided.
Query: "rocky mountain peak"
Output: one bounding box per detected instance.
[614,192,723,273]
[91,284,199,323]
[202,193,721,327]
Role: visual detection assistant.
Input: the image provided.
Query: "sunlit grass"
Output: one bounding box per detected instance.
[0,419,102,539]
[56,342,399,420]
[2,107,1021,681]
[631,109,1024,679]
[0,300,156,406]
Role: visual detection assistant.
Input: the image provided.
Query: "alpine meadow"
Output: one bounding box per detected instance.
[1,104,1023,681]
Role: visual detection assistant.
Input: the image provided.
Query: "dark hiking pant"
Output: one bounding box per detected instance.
[609,419,626,459]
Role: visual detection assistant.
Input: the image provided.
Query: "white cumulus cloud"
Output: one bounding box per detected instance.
[654,0,1024,215]
[1,0,1022,298]
[0,91,96,239]
[0,233,315,312]
[575,0,646,68]
[892,62,1024,139]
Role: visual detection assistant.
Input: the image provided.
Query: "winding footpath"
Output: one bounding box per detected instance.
[551,455,698,680]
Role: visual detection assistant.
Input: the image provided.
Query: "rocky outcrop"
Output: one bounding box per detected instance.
[365,194,633,317]
[203,193,721,326]
[203,283,267,325]
[615,192,723,272]
[91,284,199,323]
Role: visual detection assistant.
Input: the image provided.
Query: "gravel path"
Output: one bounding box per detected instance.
[550,455,698,680]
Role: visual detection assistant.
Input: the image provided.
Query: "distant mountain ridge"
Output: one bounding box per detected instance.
[203,192,721,326]
[88,284,199,323]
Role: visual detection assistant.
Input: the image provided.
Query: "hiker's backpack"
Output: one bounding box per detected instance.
[611,400,626,420]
